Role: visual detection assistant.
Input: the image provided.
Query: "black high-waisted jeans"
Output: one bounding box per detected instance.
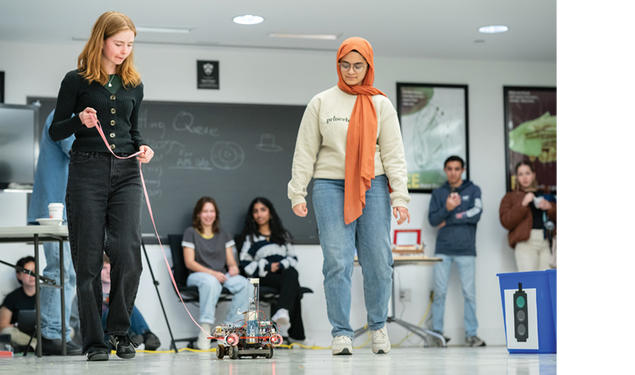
[66,151,143,353]
[260,267,305,340]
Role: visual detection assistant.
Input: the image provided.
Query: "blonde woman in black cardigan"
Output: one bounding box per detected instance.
[49,11,154,361]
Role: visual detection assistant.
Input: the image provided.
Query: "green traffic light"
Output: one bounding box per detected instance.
[516,295,525,308]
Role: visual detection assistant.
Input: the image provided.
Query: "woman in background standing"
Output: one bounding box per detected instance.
[499,161,557,271]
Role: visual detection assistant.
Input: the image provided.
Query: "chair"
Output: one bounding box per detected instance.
[167,233,313,346]
[233,235,313,322]
[167,234,232,349]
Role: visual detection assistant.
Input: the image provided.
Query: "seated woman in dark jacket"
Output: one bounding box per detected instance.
[239,197,305,342]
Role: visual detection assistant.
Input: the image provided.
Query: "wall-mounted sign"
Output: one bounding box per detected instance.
[197,60,219,90]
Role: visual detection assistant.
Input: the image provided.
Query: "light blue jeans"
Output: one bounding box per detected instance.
[431,254,478,337]
[41,241,76,341]
[312,175,393,338]
[186,272,252,325]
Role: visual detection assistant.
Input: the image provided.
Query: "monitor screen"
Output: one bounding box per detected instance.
[0,104,37,188]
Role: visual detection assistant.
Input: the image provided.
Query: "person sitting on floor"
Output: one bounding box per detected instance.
[0,256,38,352]
[101,255,161,350]
[239,197,306,343]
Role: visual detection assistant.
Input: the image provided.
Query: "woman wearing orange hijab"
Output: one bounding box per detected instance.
[288,37,410,355]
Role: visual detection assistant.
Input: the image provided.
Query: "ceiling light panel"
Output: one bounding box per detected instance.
[478,25,509,34]
[233,15,264,25]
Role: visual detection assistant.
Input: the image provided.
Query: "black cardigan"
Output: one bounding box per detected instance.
[49,69,145,154]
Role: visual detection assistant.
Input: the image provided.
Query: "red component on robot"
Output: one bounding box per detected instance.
[214,279,279,359]
[270,333,283,346]
[226,333,239,346]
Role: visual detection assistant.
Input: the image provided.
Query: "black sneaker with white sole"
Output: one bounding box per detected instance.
[86,348,109,361]
[110,335,137,359]
[143,331,161,351]
[40,336,83,356]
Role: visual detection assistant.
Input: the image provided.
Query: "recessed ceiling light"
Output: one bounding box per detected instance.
[233,15,264,25]
[478,25,509,34]
[269,33,338,40]
[136,26,192,34]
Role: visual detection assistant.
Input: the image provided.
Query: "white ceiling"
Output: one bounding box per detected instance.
[0,0,556,62]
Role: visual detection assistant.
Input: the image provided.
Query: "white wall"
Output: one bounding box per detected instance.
[0,40,555,348]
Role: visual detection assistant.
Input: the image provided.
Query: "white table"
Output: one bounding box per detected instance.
[0,225,69,357]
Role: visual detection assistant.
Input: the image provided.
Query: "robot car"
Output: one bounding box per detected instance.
[211,278,284,359]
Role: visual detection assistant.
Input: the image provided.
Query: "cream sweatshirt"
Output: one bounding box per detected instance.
[288,85,410,208]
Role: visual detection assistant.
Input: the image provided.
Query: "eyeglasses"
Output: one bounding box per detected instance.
[339,61,367,73]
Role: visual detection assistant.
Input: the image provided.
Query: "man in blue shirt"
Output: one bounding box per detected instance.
[27,109,81,355]
[428,155,486,347]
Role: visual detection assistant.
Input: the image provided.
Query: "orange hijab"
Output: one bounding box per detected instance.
[337,37,386,224]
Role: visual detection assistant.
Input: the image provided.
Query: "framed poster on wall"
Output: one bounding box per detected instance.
[503,86,556,192]
[397,83,469,192]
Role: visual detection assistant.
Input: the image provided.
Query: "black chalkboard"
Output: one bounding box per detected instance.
[28,97,319,244]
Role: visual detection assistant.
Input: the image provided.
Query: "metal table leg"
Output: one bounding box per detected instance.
[34,234,42,357]
[59,239,66,355]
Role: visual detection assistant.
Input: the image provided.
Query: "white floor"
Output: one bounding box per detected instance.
[0,347,556,374]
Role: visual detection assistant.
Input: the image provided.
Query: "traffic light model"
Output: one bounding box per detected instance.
[514,282,528,342]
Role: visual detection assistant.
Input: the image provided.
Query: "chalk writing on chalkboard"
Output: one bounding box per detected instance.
[28,96,319,244]
[257,133,283,152]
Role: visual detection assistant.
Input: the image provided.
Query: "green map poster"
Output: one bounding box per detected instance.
[504,87,557,192]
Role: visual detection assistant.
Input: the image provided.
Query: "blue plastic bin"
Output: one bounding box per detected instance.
[545,269,557,343]
[497,270,557,353]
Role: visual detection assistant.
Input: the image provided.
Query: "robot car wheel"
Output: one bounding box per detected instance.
[216,344,225,359]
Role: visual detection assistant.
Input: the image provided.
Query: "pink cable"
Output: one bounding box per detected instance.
[95,121,207,333]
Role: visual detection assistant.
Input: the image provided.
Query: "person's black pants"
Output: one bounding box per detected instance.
[260,267,305,340]
[66,151,143,353]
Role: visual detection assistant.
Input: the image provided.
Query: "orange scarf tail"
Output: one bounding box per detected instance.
[336,37,386,224]
[343,94,378,224]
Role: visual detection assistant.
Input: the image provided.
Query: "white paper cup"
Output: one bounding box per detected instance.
[48,203,64,220]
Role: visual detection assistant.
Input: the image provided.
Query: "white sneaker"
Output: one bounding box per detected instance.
[372,327,391,354]
[331,335,352,355]
[196,323,212,350]
[272,308,291,333]
[277,324,289,338]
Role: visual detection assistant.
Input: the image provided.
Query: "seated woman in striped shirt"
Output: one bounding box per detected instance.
[238,197,305,342]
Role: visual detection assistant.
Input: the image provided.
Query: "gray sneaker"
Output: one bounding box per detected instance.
[428,330,450,347]
[465,335,486,347]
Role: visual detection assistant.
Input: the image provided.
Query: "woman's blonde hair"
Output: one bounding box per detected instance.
[77,11,141,87]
